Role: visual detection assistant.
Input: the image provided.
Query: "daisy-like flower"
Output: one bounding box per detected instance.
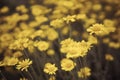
[50,19,64,29]
[16,59,32,71]
[63,15,77,23]
[34,41,49,51]
[60,38,74,53]
[44,63,58,75]
[78,67,91,78]
[61,58,76,71]
[87,23,108,36]
[78,40,91,57]
[7,57,19,66]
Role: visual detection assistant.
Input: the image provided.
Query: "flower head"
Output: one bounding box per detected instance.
[61,58,76,71]
[78,67,91,78]
[7,57,19,66]
[87,23,108,36]
[105,54,114,61]
[44,63,58,75]
[16,59,32,71]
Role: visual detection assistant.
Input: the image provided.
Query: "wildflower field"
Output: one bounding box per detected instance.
[0,0,120,80]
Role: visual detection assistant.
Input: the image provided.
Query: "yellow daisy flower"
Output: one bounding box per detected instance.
[87,23,108,36]
[16,59,32,71]
[44,63,58,75]
[61,58,76,71]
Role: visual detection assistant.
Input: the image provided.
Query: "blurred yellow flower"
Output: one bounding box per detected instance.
[46,28,58,41]
[50,19,64,29]
[78,67,91,78]
[13,51,23,58]
[47,49,55,56]
[35,16,48,24]
[63,15,76,23]
[105,54,114,61]
[109,42,120,49]
[16,5,28,13]
[34,41,49,51]
[7,57,19,66]
[44,63,58,75]
[0,6,9,13]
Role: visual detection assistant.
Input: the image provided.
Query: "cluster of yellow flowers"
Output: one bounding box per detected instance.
[0,0,119,80]
[60,38,91,58]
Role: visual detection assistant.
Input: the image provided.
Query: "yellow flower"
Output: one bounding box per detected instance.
[13,51,23,58]
[78,40,91,57]
[31,5,50,16]
[35,16,48,24]
[7,57,19,66]
[109,42,120,49]
[78,67,91,78]
[20,14,29,21]
[92,4,102,11]
[61,27,69,35]
[16,5,28,13]
[66,46,81,58]
[31,5,43,16]
[28,21,40,28]
[60,38,74,53]
[47,49,55,56]
[63,15,77,23]
[46,28,58,41]
[61,58,76,71]
[0,6,9,13]
[34,41,49,51]
[50,19,64,29]
[103,38,110,44]
[60,39,91,58]
[105,54,114,61]
[76,14,87,20]
[58,1,74,8]
[64,41,81,58]
[16,59,32,71]
[30,30,44,39]
[44,63,58,75]
[9,38,30,50]
[87,23,108,36]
